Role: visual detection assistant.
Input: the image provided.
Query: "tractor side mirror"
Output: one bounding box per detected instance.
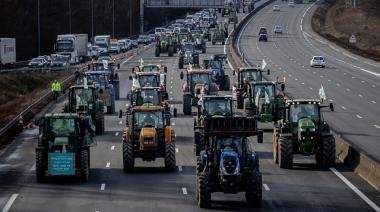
[132,67,135,72]
[129,75,133,80]
[164,67,168,73]
[87,64,91,70]
[117,64,121,69]
[180,72,184,80]
[173,108,178,117]
[225,60,228,64]
[232,70,236,75]
[281,84,285,91]
[119,109,123,118]
[267,69,270,75]
[329,103,334,112]
[34,119,40,126]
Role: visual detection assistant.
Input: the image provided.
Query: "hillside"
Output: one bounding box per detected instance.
[312,0,380,61]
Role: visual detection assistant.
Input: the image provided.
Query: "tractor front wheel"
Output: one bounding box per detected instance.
[80,148,89,182]
[155,47,160,57]
[165,140,176,171]
[95,112,105,135]
[316,136,335,168]
[246,171,262,208]
[123,141,135,172]
[183,94,192,115]
[279,137,293,169]
[198,172,211,208]
[36,150,46,183]
[168,46,174,57]
[257,130,263,143]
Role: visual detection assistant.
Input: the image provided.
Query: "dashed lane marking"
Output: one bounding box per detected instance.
[175,148,179,153]
[371,101,376,104]
[374,125,380,129]
[356,115,363,119]
[341,106,347,110]
[106,162,110,168]
[358,94,363,98]
[30,163,36,171]
[178,166,183,172]
[111,146,115,150]
[100,184,106,191]
[115,132,119,136]
[263,184,270,191]
[119,121,122,125]
[182,187,188,195]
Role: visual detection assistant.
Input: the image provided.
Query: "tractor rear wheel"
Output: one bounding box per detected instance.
[212,41,216,45]
[237,91,244,109]
[223,76,230,90]
[123,141,134,172]
[155,47,160,57]
[246,171,262,208]
[257,130,263,143]
[202,44,206,53]
[179,57,184,69]
[80,148,89,182]
[198,172,211,208]
[279,137,293,169]
[95,112,104,135]
[183,94,192,115]
[36,150,46,183]
[316,136,335,168]
[165,141,176,171]
[168,46,174,56]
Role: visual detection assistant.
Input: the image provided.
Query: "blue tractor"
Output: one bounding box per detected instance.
[204,54,230,91]
[196,116,262,208]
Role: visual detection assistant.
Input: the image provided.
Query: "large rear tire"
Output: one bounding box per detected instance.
[316,136,335,168]
[237,91,244,109]
[165,141,176,171]
[123,141,134,172]
[198,172,211,208]
[223,76,230,91]
[80,149,89,182]
[179,57,184,69]
[168,46,174,57]
[95,112,104,135]
[246,171,262,208]
[183,94,192,115]
[155,47,160,57]
[279,137,293,169]
[257,130,263,143]
[36,150,46,183]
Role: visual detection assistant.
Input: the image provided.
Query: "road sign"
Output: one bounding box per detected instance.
[349,34,357,44]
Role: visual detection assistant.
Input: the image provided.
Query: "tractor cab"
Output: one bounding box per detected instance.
[65,85,96,113]
[130,72,168,100]
[236,66,270,87]
[198,96,233,117]
[132,64,167,73]
[131,87,162,107]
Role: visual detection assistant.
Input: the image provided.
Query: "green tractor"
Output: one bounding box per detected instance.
[63,85,105,135]
[273,99,335,169]
[155,35,176,57]
[243,81,285,123]
[192,33,206,53]
[200,26,211,41]
[196,116,262,208]
[35,113,96,182]
[234,66,270,109]
[212,22,228,45]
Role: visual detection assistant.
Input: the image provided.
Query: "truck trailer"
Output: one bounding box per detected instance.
[0,38,16,68]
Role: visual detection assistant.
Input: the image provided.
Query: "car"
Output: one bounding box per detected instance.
[274,25,283,34]
[154,27,165,36]
[88,45,100,58]
[259,34,268,42]
[273,5,280,11]
[118,40,128,53]
[130,39,138,48]
[137,35,150,45]
[310,56,326,68]
[258,27,267,35]
[28,57,49,68]
[109,42,121,54]
[288,1,295,7]
[50,54,70,69]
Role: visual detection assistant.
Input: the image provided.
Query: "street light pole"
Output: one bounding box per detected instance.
[91,0,94,40]
[112,0,115,38]
[69,0,72,33]
[37,0,40,55]
[129,0,132,36]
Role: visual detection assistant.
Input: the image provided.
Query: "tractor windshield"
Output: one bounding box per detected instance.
[134,111,164,128]
[138,75,159,87]
[142,66,160,72]
[73,88,94,104]
[289,104,320,123]
[86,74,107,87]
[204,99,232,116]
[178,34,189,42]
[241,69,262,82]
[253,84,275,99]
[137,90,160,106]
[210,60,222,69]
[191,73,210,85]
[184,44,194,52]
[48,118,77,137]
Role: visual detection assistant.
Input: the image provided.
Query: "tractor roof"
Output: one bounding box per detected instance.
[188,69,211,74]
[132,106,163,112]
[135,71,161,76]
[286,99,321,105]
[85,70,111,75]
[252,81,276,85]
[70,85,95,89]
[93,60,115,65]
[202,95,232,100]
[239,66,262,72]
[44,113,81,119]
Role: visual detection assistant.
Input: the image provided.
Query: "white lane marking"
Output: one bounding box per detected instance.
[374,125,380,129]
[175,148,179,153]
[1,194,19,212]
[371,101,376,104]
[356,115,363,119]
[330,168,380,211]
[263,184,270,191]
[100,183,106,191]
[30,163,36,171]
[361,80,365,83]
[301,82,305,85]
[358,94,363,98]
[372,85,376,88]
[346,88,351,92]
[329,99,334,102]
[309,87,313,90]
[178,166,183,172]
[328,79,331,82]
[343,52,358,60]
[115,132,119,136]
[106,162,110,168]
[341,106,347,110]
[295,78,298,81]
[119,121,122,125]
[336,83,341,87]
[111,146,115,150]
[352,76,356,79]
[172,122,176,126]
[182,187,188,195]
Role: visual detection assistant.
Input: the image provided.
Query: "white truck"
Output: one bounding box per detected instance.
[0,38,16,68]
[55,34,88,64]
[94,35,111,53]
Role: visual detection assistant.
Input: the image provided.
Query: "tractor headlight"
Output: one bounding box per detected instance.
[310,128,316,132]
[300,128,306,132]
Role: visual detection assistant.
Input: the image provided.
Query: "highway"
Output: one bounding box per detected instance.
[0,1,379,211]
[238,0,380,163]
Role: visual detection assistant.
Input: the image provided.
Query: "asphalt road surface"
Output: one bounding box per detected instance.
[0,1,379,211]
